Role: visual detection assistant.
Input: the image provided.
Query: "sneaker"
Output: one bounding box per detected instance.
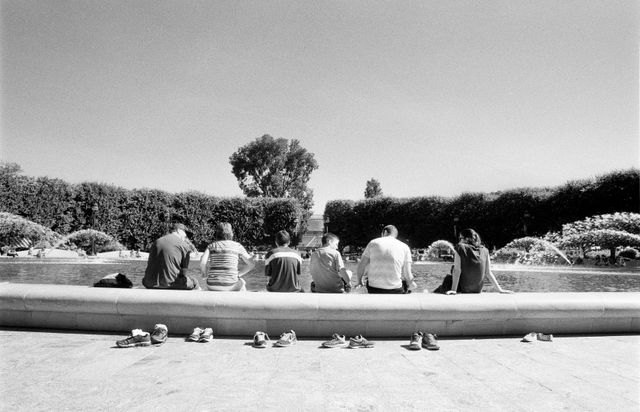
[322,333,347,348]
[274,330,297,347]
[187,327,204,342]
[253,331,270,348]
[198,328,214,343]
[409,332,423,350]
[422,333,440,350]
[521,332,537,343]
[150,324,168,345]
[537,333,553,342]
[116,331,151,348]
[349,335,374,348]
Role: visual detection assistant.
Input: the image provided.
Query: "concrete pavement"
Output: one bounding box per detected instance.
[0,329,638,411]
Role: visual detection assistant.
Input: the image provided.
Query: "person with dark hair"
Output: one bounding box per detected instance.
[310,233,352,293]
[356,225,416,294]
[265,230,303,292]
[142,223,199,290]
[443,228,511,294]
[200,222,255,291]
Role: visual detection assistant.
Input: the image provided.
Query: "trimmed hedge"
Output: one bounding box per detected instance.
[0,164,303,251]
[324,169,639,249]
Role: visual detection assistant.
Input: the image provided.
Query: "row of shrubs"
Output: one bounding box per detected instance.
[324,169,639,249]
[0,163,304,251]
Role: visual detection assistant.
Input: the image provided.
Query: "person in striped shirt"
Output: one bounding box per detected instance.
[265,230,303,292]
[200,222,255,291]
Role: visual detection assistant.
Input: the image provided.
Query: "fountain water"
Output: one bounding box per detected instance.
[492,237,572,265]
[47,229,123,257]
[424,240,455,261]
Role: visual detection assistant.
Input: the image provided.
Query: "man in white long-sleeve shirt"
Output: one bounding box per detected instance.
[356,225,416,294]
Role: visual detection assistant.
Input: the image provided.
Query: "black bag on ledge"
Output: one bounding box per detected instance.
[93,273,133,288]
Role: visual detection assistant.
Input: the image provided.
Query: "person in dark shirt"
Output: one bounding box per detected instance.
[447,228,511,294]
[265,230,302,292]
[142,223,199,290]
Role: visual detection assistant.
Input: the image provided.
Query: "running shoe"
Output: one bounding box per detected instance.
[187,327,204,342]
[409,332,423,350]
[322,334,347,348]
[150,324,168,345]
[274,330,297,347]
[116,330,151,348]
[422,333,440,350]
[521,332,537,343]
[198,328,214,343]
[253,331,270,348]
[537,333,553,342]
[348,335,374,349]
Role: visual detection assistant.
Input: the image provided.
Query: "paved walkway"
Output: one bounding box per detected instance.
[1,329,638,411]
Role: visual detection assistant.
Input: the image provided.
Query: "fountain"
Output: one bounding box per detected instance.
[424,240,455,261]
[47,229,124,258]
[492,237,572,265]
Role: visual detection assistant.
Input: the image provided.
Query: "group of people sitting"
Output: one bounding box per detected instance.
[141,222,512,295]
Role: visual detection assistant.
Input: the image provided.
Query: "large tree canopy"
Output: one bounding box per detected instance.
[229,135,318,210]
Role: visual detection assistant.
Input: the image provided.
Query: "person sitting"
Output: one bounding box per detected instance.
[142,223,199,290]
[309,233,352,293]
[356,225,416,294]
[441,228,512,294]
[265,230,303,292]
[199,222,255,291]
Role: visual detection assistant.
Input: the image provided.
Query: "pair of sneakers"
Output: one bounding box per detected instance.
[253,330,297,348]
[409,331,439,350]
[521,332,553,342]
[322,333,375,349]
[116,324,168,348]
[187,327,214,343]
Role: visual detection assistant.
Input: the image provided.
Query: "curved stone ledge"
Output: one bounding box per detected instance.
[1,283,639,337]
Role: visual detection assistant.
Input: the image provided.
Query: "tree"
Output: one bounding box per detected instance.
[364,178,383,198]
[229,135,318,210]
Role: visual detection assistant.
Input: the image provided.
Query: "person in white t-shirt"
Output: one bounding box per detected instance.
[356,225,416,294]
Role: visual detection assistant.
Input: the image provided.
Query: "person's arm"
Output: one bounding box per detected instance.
[485,253,512,293]
[237,245,255,277]
[402,247,416,289]
[199,249,209,278]
[447,252,461,295]
[356,248,370,287]
[336,253,352,284]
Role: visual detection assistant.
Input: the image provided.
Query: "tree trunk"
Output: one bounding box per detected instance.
[609,247,616,264]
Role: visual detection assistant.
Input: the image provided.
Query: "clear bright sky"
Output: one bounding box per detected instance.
[1,0,638,213]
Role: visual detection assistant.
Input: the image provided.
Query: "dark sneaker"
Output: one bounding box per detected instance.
[422,333,439,350]
[537,333,553,342]
[349,335,374,349]
[116,331,151,348]
[409,332,423,350]
[198,328,214,343]
[274,330,297,347]
[253,331,270,348]
[150,324,168,345]
[322,334,347,348]
[187,327,204,342]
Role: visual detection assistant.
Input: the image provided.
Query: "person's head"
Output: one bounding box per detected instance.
[171,223,188,241]
[322,233,339,249]
[381,225,398,238]
[213,222,234,241]
[275,230,291,247]
[459,228,481,246]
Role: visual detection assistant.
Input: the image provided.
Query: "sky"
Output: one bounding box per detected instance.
[1,0,638,213]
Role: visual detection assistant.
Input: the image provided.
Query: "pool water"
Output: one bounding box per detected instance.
[1,258,639,292]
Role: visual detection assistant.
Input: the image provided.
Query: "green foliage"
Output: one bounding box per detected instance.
[60,229,124,254]
[557,229,640,251]
[364,178,383,198]
[0,212,61,248]
[229,135,318,211]
[619,247,640,260]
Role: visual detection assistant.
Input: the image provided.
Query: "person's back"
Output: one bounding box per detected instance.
[142,223,193,289]
[455,242,489,293]
[357,225,414,293]
[310,233,351,293]
[265,230,302,292]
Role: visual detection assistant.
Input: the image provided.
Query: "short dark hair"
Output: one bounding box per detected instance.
[381,225,398,238]
[213,222,234,241]
[172,223,187,233]
[322,233,338,246]
[275,230,290,246]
